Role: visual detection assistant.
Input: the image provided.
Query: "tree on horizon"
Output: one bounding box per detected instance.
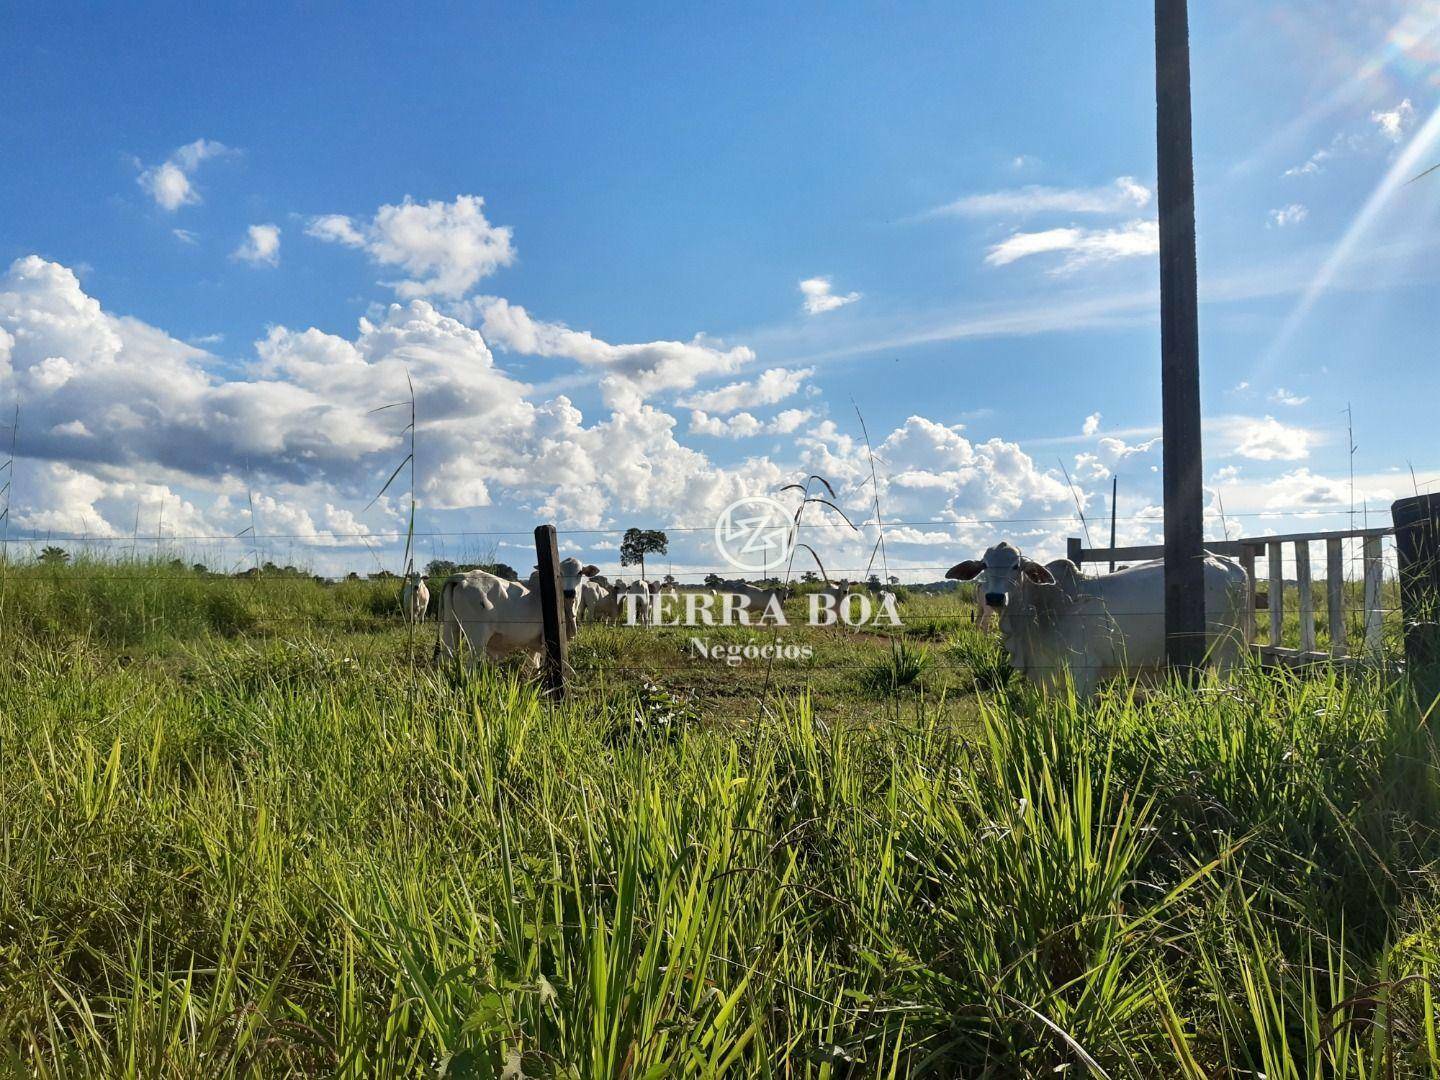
[619,528,667,582]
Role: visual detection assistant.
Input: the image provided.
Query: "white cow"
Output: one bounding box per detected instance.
[945,542,1247,696]
[580,580,623,624]
[437,558,600,668]
[721,582,790,608]
[618,580,651,624]
[401,572,429,623]
[577,580,600,621]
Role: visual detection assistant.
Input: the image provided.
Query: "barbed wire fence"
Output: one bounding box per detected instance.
[0,507,1409,663]
[0,507,1410,574]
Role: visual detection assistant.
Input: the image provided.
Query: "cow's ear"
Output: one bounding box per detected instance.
[1021,560,1055,585]
[946,560,984,581]
[581,564,600,578]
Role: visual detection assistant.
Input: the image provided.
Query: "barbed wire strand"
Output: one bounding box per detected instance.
[0,504,1405,545]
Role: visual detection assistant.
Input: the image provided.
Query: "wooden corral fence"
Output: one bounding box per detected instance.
[1067,525,1396,668]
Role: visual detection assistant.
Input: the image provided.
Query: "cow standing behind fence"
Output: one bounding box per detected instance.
[401,572,429,623]
[947,542,1247,696]
[437,559,599,669]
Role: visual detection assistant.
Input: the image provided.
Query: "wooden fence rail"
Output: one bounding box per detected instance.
[1067,526,1394,667]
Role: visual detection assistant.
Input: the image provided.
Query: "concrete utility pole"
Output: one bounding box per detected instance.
[1155,0,1207,669]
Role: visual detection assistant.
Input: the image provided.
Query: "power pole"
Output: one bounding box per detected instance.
[1155,0,1206,669]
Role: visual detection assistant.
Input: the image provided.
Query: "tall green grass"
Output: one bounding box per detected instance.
[0,558,399,649]
[2,611,1438,1074]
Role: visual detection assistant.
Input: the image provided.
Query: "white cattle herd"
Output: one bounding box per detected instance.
[413,541,1250,694]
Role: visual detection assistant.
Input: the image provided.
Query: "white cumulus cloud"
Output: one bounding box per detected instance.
[0,253,1180,577]
[799,277,861,315]
[1269,387,1309,407]
[465,295,753,406]
[1284,148,1332,177]
[136,139,234,212]
[1219,415,1313,461]
[1372,98,1415,142]
[1268,204,1309,228]
[232,224,281,267]
[679,366,813,414]
[689,408,814,438]
[1073,433,1162,481]
[305,195,515,299]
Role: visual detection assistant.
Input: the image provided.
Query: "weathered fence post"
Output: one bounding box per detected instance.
[1326,537,1347,657]
[1295,540,1316,655]
[1067,537,1083,566]
[1363,535,1385,658]
[533,524,568,699]
[1392,495,1440,699]
[1239,544,1257,648]
[1267,541,1284,650]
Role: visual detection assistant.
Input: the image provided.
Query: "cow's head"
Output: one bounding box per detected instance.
[556,557,600,599]
[405,571,423,584]
[554,558,600,636]
[945,542,1054,611]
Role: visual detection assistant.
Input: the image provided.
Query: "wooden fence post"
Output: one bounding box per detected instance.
[1268,541,1284,649]
[533,524,568,699]
[1392,495,1440,695]
[1295,540,1315,655]
[1239,544,1257,647]
[1067,537,1083,566]
[1363,535,1384,659]
[1326,537,1347,657]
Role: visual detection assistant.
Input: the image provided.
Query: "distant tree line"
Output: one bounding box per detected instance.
[424,559,518,581]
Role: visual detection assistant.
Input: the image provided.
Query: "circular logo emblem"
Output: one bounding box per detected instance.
[715,496,796,573]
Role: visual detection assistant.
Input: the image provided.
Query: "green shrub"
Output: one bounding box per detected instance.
[860,640,930,694]
[947,627,1014,691]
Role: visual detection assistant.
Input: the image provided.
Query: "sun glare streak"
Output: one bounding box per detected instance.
[1227,53,1388,180]
[1253,97,1440,381]
[1228,3,1440,178]
[1226,3,1440,178]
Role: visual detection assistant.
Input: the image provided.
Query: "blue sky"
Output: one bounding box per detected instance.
[1,1,1437,579]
